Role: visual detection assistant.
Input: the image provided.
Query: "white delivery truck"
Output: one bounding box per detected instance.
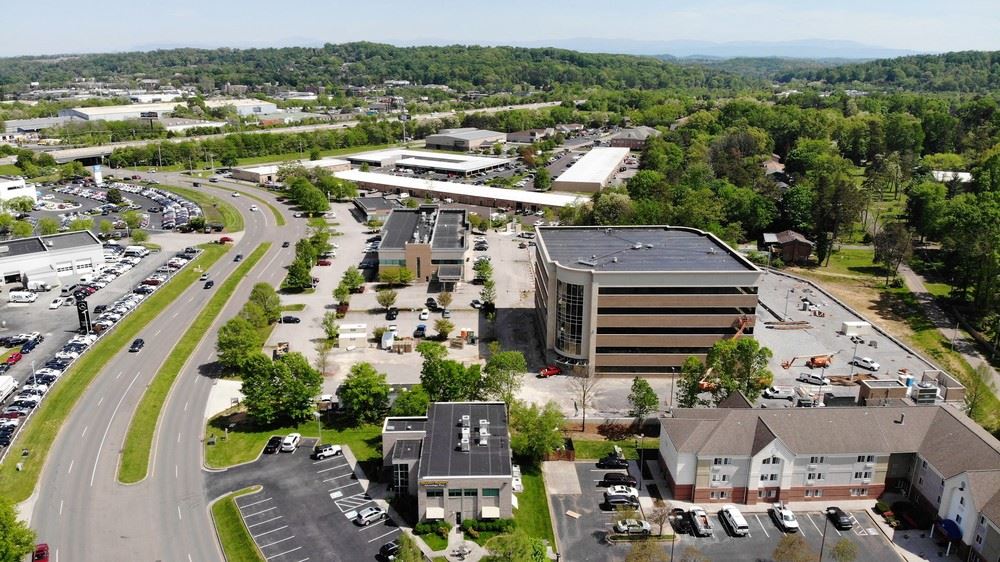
[25,280,53,292]
[0,375,17,402]
[8,291,38,303]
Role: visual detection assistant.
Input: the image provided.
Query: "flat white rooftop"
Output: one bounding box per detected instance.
[335,170,586,208]
[65,98,271,117]
[347,149,512,173]
[555,147,630,184]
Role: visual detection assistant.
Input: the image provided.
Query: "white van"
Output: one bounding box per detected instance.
[0,376,17,402]
[720,505,750,537]
[8,291,38,303]
[123,245,149,258]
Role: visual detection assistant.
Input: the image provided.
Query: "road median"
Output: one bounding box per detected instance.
[0,243,229,503]
[118,242,270,484]
[210,486,265,562]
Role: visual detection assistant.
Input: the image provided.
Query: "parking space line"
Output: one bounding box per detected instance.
[754,514,770,537]
[357,519,388,531]
[367,528,400,543]
[808,514,822,535]
[291,559,309,562]
[245,506,278,518]
[322,473,354,483]
[248,516,283,528]
[316,463,348,473]
[239,497,273,509]
[258,535,295,549]
[253,525,289,538]
[328,482,359,493]
[266,546,302,560]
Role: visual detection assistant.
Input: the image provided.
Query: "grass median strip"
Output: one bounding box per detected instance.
[118,242,270,483]
[211,486,265,562]
[158,184,245,232]
[0,244,228,502]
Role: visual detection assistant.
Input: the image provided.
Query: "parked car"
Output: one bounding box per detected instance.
[441,309,451,319]
[413,324,427,338]
[670,508,692,534]
[281,241,290,248]
[425,297,439,310]
[770,503,800,532]
[356,506,386,526]
[312,444,343,460]
[218,236,234,244]
[33,544,50,562]
[538,365,562,378]
[231,191,240,197]
[597,454,629,469]
[280,316,301,324]
[797,372,830,386]
[386,308,398,320]
[852,356,881,371]
[280,433,301,452]
[129,338,145,352]
[379,539,401,561]
[263,436,283,454]
[418,308,430,320]
[613,519,651,535]
[607,485,638,498]
[471,299,484,309]
[719,505,750,537]
[599,472,637,487]
[317,259,332,266]
[689,506,714,537]
[5,352,22,365]
[826,506,853,530]
[763,386,795,400]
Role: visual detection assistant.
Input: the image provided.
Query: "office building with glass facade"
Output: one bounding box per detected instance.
[534,226,762,376]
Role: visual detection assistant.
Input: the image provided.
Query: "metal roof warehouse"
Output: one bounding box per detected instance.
[336,170,586,210]
[551,147,629,193]
[345,149,513,176]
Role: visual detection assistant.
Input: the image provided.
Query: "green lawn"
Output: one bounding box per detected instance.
[157,184,245,232]
[515,465,556,550]
[211,486,265,562]
[418,532,449,551]
[118,243,270,483]
[572,437,658,460]
[205,411,382,470]
[0,164,22,175]
[0,243,228,502]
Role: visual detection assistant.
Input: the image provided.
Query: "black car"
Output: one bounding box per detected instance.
[234,254,244,262]
[670,508,692,535]
[378,540,401,561]
[203,280,215,289]
[280,316,301,324]
[281,241,290,248]
[386,308,398,320]
[263,436,283,454]
[19,341,37,354]
[826,506,853,530]
[93,305,108,314]
[600,472,637,487]
[597,454,629,469]
[129,338,145,352]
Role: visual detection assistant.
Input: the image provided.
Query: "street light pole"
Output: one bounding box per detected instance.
[818,511,830,562]
[783,287,794,320]
[314,410,322,445]
[636,433,644,490]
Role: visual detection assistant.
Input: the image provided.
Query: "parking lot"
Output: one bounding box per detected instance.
[546,461,899,562]
[208,438,398,562]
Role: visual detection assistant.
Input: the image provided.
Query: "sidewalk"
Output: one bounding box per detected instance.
[897,263,1000,397]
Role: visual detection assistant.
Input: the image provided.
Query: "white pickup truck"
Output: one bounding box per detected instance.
[689,506,714,537]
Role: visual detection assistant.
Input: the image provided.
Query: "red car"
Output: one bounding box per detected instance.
[317,259,332,266]
[538,365,562,378]
[33,544,49,561]
[6,352,22,365]
[218,236,234,244]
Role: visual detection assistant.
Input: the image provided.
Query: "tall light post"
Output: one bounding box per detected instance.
[314,410,323,445]
[783,287,794,320]
[636,433,644,490]
[818,510,830,562]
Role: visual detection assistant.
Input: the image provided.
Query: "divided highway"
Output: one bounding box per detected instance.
[30,174,304,561]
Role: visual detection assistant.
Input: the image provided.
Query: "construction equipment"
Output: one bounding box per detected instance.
[781,353,836,370]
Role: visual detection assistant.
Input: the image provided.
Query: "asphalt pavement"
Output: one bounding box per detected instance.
[29,171,306,561]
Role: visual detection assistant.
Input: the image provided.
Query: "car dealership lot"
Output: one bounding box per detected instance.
[546,461,898,562]
[208,438,395,562]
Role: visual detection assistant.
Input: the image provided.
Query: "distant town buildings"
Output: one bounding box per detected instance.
[424,128,506,151]
[610,126,662,150]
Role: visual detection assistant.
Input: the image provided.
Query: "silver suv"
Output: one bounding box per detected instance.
[356,506,386,526]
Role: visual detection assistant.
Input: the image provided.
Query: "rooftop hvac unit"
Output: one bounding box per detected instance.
[479,419,489,429]
[461,427,471,440]
[461,415,470,427]
[479,435,488,447]
[460,438,470,452]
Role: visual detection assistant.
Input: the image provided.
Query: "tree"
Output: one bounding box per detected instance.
[273,352,323,423]
[298,184,330,215]
[434,318,455,339]
[240,352,283,424]
[480,279,497,304]
[122,210,143,230]
[437,291,453,310]
[131,229,149,243]
[342,266,365,291]
[376,289,398,310]
[390,384,430,416]
[99,219,114,237]
[873,222,913,284]
[37,217,60,236]
[533,167,551,191]
[592,191,634,225]
[706,338,774,403]
[420,348,482,402]
[314,338,333,376]
[647,501,671,536]
[773,533,815,562]
[627,377,658,421]
[393,533,425,562]
[10,220,33,238]
[569,373,601,431]
[481,531,547,562]
[106,187,124,205]
[286,258,313,291]
[830,537,859,562]
[509,400,565,462]
[965,364,998,426]
[216,316,263,371]
[3,196,34,214]
[624,539,669,562]
[333,283,350,304]
[483,344,527,409]
[396,267,415,285]
[337,362,390,424]
[248,283,281,324]
[239,301,269,329]
[473,259,493,281]
[677,357,707,408]
[321,311,339,341]
[626,169,667,200]
[0,496,36,561]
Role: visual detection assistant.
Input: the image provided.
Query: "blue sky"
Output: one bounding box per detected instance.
[4,0,998,57]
